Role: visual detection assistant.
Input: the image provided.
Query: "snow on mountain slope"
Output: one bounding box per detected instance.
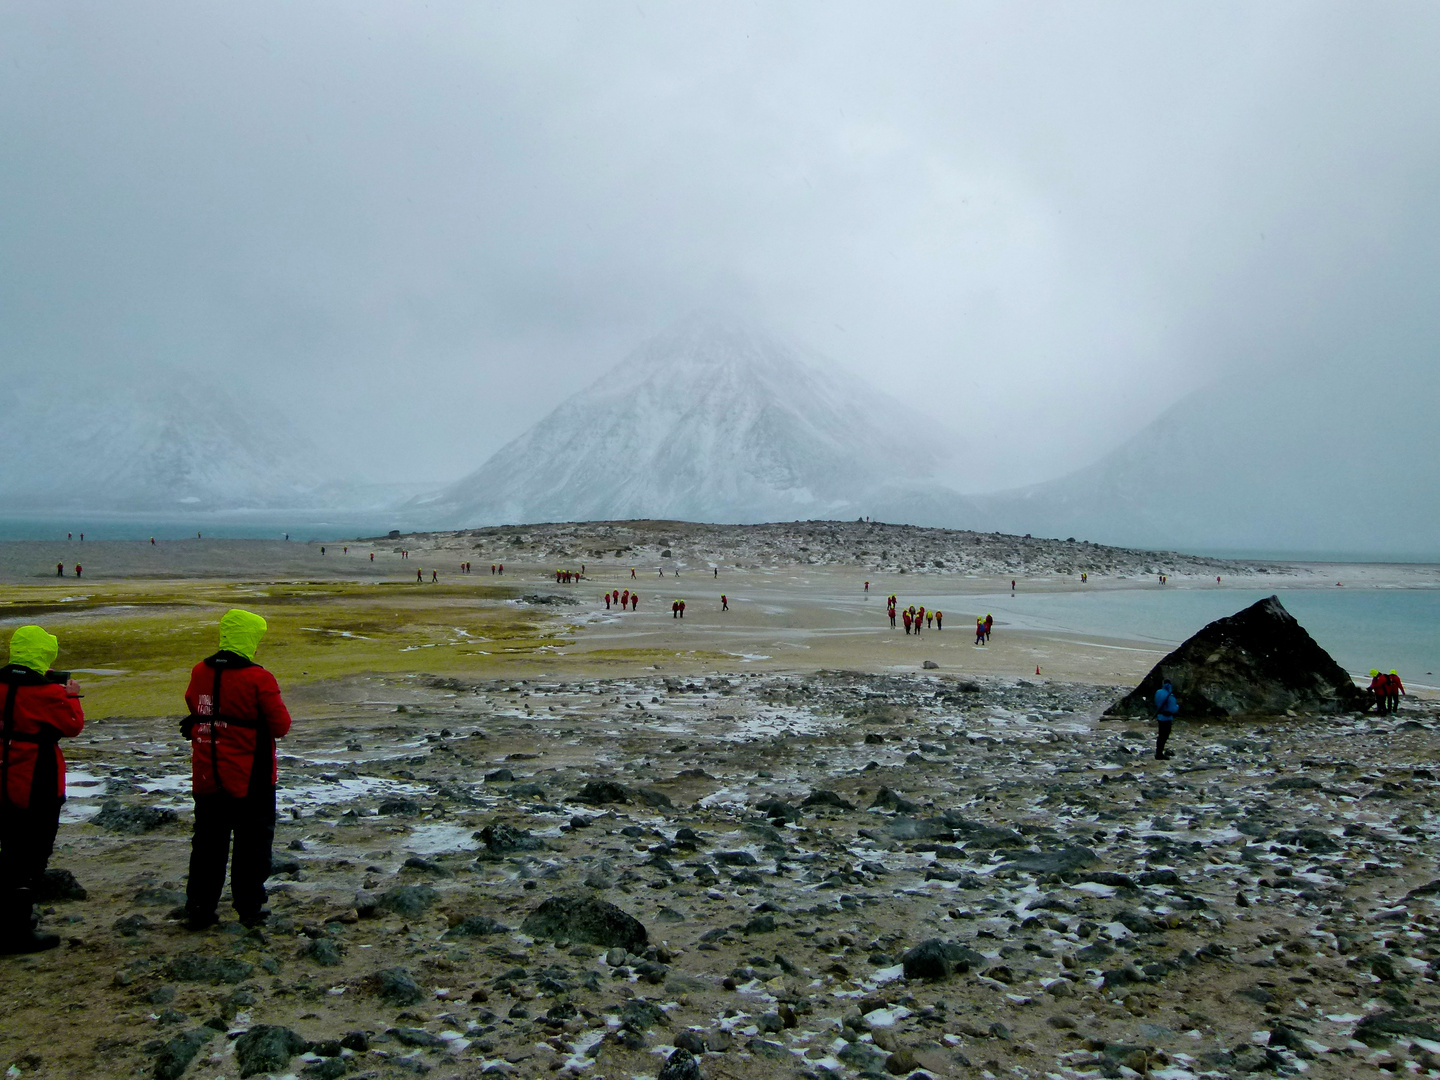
[0,371,351,511]
[419,315,968,526]
[971,356,1440,558]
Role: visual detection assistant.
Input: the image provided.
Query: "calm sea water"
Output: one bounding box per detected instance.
[0,513,400,543]
[967,588,1440,687]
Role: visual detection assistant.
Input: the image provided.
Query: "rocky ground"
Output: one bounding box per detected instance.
[9,670,1440,1080]
[400,520,1298,581]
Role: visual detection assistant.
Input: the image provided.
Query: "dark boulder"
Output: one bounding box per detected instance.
[377,885,438,917]
[444,914,510,938]
[93,800,178,833]
[153,1028,215,1080]
[475,822,546,855]
[901,938,988,980]
[802,789,856,811]
[521,896,647,951]
[1104,596,1366,719]
[36,868,87,901]
[368,967,423,1005]
[869,787,921,813]
[575,780,629,804]
[235,1026,310,1078]
[657,1047,702,1080]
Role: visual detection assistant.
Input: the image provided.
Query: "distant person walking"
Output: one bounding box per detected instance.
[431,570,438,583]
[631,593,638,611]
[903,610,913,635]
[678,600,685,618]
[74,565,81,579]
[934,610,942,630]
[975,617,985,645]
[984,613,993,642]
[605,593,611,610]
[1154,679,1179,759]
[721,595,728,611]
[672,601,679,619]
[417,568,423,583]
[55,563,63,578]
[631,568,636,579]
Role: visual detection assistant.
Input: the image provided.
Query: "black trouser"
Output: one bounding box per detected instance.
[187,787,275,917]
[0,799,62,893]
[1156,720,1173,757]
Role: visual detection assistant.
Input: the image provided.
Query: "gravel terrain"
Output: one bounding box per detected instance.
[9,668,1440,1080]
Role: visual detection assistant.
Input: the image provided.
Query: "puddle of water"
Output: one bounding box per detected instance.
[404,824,480,854]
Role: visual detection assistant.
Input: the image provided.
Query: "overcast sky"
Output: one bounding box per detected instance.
[3,2,1437,490]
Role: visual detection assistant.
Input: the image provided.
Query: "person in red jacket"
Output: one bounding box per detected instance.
[1,625,84,953]
[181,609,292,931]
[1387,670,1406,714]
[902,609,913,634]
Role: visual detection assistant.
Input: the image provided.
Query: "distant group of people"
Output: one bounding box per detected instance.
[605,589,639,611]
[54,564,81,578]
[490,564,504,575]
[898,604,944,634]
[671,600,687,618]
[555,568,584,583]
[975,613,992,644]
[2,612,289,953]
[1369,669,1406,714]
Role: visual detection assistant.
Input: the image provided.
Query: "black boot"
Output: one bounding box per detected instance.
[0,889,60,955]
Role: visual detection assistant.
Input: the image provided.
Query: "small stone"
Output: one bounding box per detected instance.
[885,1048,918,1074]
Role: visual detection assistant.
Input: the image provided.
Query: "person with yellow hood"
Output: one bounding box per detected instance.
[1,626,84,953]
[180,609,292,930]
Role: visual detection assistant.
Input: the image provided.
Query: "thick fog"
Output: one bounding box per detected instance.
[2,2,1438,494]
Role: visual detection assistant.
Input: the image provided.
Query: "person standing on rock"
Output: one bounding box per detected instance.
[181,609,292,931]
[0,626,84,954]
[1154,679,1179,760]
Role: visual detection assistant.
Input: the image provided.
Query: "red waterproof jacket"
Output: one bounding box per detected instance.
[1,665,84,809]
[184,652,292,798]
[1388,674,1405,695]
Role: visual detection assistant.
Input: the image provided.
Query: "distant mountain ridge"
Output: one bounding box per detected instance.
[416,315,972,526]
[0,371,356,512]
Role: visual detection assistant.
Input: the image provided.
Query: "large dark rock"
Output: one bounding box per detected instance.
[368,966,423,1005]
[521,896,647,951]
[575,780,629,804]
[36,867,87,901]
[153,1028,215,1080]
[378,885,438,917]
[1104,596,1365,719]
[93,800,178,833]
[657,1047,702,1080]
[235,1025,310,1077]
[1000,846,1099,874]
[901,938,988,980]
[476,822,546,855]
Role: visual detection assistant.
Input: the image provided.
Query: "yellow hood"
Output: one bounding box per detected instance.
[218,609,267,660]
[8,625,59,674]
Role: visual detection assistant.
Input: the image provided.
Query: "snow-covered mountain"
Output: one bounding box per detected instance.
[971,356,1440,558]
[416,315,972,526]
[0,370,355,512]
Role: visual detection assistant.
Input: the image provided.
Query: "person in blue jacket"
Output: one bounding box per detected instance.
[1154,679,1179,760]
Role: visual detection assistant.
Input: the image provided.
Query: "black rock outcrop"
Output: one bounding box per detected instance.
[1104,596,1365,719]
